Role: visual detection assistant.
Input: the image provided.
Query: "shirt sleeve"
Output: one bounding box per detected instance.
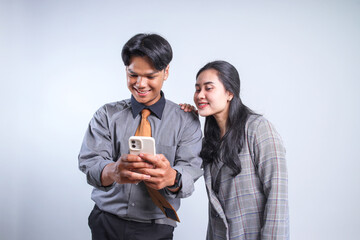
[253,118,289,240]
[78,106,115,191]
[165,111,203,198]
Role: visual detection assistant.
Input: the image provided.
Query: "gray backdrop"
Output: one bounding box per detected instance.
[1,0,359,239]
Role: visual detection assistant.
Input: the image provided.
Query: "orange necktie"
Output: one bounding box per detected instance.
[135,109,180,222]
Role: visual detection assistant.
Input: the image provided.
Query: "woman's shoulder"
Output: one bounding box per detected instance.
[246,114,283,146]
[246,114,266,129]
[246,114,278,135]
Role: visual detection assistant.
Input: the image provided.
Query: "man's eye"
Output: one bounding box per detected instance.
[147,76,155,80]
[130,74,138,78]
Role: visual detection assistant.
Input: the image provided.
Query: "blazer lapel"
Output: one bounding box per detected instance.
[211,160,224,195]
[204,164,229,239]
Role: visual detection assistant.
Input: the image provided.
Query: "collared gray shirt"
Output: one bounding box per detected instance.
[78,98,203,227]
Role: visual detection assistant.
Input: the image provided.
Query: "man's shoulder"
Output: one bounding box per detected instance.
[95,99,131,116]
[164,99,178,110]
[164,99,199,121]
[103,99,131,110]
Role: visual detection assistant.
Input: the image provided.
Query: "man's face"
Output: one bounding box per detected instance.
[127,56,169,106]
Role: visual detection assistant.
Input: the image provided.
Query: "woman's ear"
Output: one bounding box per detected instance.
[227,91,234,102]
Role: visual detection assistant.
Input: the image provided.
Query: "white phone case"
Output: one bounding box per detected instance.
[129,136,156,155]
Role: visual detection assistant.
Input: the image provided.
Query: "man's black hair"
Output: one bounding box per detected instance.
[121,33,173,71]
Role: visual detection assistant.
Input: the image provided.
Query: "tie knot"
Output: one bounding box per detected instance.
[141,109,151,119]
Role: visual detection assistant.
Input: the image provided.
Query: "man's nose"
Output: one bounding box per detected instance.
[136,76,147,87]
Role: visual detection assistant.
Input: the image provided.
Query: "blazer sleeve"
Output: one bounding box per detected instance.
[253,118,289,240]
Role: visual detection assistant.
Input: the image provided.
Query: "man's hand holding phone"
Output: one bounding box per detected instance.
[100,137,155,186]
[101,153,153,186]
[101,136,178,191]
[137,153,178,191]
[129,136,178,190]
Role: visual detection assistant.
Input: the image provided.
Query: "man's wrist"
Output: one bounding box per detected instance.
[101,162,115,187]
[167,169,182,190]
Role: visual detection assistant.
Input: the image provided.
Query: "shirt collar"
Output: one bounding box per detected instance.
[131,91,166,119]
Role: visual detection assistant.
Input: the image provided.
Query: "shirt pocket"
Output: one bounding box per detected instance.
[156,144,176,166]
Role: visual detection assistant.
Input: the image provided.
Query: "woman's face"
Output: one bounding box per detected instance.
[194,69,233,119]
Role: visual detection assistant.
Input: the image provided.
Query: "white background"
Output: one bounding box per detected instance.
[1,0,359,239]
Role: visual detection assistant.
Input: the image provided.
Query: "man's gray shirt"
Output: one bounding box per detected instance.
[78,98,203,226]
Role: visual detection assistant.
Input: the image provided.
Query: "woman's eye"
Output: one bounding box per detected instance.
[130,74,138,78]
[206,87,212,91]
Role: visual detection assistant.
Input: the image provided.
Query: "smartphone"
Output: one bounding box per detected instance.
[129,136,156,156]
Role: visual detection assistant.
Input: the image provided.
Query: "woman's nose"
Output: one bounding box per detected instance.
[197,89,205,99]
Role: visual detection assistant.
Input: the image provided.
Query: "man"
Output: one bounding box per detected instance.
[78,33,203,240]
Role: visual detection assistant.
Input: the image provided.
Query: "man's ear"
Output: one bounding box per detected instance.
[163,65,170,81]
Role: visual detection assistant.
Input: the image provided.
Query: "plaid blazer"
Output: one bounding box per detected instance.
[205,115,289,240]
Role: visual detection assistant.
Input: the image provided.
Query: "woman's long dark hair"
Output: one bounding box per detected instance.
[197,61,257,176]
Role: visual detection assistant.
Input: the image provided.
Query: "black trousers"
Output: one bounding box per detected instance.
[88,205,174,240]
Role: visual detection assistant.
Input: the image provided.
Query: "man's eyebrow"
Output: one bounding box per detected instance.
[127,68,160,75]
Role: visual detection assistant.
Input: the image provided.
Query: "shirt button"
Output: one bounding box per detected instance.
[131,203,135,207]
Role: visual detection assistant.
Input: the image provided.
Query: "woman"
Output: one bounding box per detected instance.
[181,61,289,240]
